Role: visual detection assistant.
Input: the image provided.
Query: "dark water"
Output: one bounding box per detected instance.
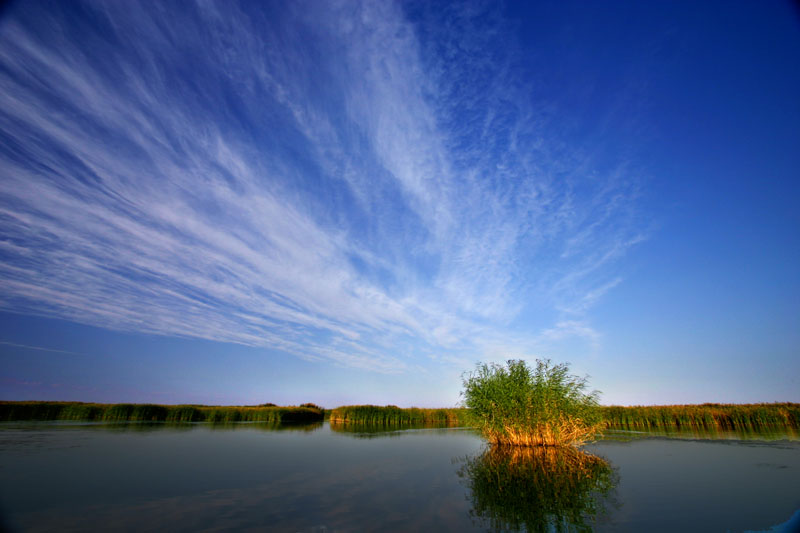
[0,422,798,532]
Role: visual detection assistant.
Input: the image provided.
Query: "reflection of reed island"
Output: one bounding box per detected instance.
[458,445,617,533]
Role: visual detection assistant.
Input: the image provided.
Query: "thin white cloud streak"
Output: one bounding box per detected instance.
[0,1,646,372]
[0,341,83,356]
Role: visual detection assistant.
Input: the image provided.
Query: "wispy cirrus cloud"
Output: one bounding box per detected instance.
[0,341,83,356]
[0,0,646,372]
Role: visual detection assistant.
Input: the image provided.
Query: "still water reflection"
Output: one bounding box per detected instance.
[457,445,617,532]
[1,421,798,532]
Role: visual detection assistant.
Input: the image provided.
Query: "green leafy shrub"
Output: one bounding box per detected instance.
[461,359,603,446]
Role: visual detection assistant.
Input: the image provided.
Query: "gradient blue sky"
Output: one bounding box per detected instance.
[1,1,798,407]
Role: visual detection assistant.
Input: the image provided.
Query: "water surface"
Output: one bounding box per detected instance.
[1,422,798,532]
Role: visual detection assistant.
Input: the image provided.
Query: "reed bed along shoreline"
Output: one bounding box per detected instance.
[0,401,324,423]
[329,404,800,431]
[328,405,468,426]
[2,402,797,430]
[601,403,799,430]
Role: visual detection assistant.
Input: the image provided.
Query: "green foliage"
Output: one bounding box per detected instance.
[165,406,203,422]
[328,405,468,426]
[0,401,324,424]
[601,403,800,430]
[458,445,617,532]
[461,359,603,446]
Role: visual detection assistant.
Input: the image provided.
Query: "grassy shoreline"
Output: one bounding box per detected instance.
[2,401,798,430]
[325,403,800,431]
[600,403,799,430]
[328,405,468,426]
[0,401,324,423]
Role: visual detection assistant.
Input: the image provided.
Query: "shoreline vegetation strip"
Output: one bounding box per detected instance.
[1,402,798,429]
[327,405,468,425]
[0,401,325,423]
[600,403,799,430]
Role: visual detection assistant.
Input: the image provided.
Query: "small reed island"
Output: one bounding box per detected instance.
[462,359,603,447]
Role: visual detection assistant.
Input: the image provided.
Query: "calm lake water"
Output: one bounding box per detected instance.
[1,421,798,532]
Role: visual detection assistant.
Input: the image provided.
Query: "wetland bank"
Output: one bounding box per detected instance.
[2,392,799,532]
[2,359,798,532]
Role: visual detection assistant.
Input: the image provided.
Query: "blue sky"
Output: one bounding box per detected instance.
[1,0,798,407]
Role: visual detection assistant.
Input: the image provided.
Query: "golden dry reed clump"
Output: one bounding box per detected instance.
[462,359,604,447]
[485,417,604,447]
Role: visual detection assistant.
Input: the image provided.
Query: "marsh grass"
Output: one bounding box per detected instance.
[462,359,604,447]
[328,405,467,426]
[0,401,324,424]
[6,400,795,433]
[458,445,617,532]
[601,403,799,431]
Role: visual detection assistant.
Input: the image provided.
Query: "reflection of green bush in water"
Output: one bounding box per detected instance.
[458,445,617,532]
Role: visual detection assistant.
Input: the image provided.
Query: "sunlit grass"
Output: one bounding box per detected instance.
[5,401,797,433]
[0,401,324,423]
[462,359,604,447]
[328,405,468,426]
[601,403,799,430]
